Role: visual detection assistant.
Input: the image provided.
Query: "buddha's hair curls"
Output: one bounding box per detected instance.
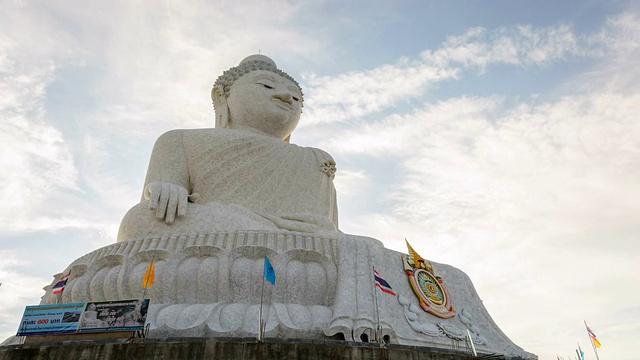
[213,59,304,106]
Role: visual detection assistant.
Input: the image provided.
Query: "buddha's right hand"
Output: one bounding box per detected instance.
[144,182,198,224]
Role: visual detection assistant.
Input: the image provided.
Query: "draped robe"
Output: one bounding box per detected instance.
[118,128,338,241]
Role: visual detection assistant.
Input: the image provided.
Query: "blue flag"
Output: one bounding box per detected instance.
[264,256,276,285]
[578,344,584,360]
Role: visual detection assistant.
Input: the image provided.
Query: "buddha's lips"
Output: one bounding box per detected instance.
[272,98,292,110]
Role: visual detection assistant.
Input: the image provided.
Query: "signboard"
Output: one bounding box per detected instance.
[77,299,149,333]
[17,299,150,337]
[17,302,85,336]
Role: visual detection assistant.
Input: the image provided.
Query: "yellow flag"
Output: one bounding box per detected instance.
[593,337,602,348]
[143,260,155,289]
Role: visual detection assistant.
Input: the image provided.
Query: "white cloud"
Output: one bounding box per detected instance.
[59,0,328,134]
[328,85,640,255]
[302,59,458,126]
[0,61,80,233]
[0,251,50,339]
[300,13,640,132]
[590,12,640,54]
[333,169,371,198]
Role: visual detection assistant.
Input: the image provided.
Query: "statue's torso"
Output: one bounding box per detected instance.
[182,128,335,220]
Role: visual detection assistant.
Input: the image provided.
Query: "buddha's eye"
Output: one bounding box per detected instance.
[261,83,274,89]
[292,96,299,102]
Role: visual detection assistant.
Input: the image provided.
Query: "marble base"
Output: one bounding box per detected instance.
[40,230,535,359]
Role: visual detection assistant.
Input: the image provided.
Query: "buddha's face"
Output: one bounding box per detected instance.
[226,70,303,140]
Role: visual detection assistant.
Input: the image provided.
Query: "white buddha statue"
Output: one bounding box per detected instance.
[118,55,338,242]
[33,55,533,360]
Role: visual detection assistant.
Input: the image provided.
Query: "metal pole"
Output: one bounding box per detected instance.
[577,343,584,360]
[466,329,477,357]
[589,336,601,360]
[258,258,266,342]
[584,321,600,360]
[372,266,381,343]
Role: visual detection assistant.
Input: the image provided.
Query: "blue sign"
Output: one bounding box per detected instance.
[17,303,85,336]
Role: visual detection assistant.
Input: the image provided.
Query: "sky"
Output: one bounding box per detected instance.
[1,0,639,358]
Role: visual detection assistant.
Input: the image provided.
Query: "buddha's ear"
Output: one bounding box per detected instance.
[212,85,229,128]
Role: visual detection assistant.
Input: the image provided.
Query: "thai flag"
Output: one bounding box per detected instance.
[374,269,396,296]
[585,321,602,348]
[52,271,70,295]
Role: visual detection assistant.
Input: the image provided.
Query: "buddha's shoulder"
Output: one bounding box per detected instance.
[158,128,306,145]
[155,128,233,144]
[304,146,335,164]
[157,128,214,139]
[154,129,335,160]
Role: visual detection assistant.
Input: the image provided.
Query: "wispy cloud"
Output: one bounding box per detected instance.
[301,13,640,129]
[0,59,79,234]
[303,59,458,125]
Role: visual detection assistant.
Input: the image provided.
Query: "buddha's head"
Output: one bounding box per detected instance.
[212,55,304,142]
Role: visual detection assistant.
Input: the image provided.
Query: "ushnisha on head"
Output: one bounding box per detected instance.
[212,55,304,142]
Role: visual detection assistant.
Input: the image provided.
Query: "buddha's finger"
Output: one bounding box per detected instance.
[177,187,188,217]
[156,183,170,220]
[165,186,179,224]
[146,183,160,209]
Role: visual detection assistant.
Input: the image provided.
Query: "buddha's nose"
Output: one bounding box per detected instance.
[274,92,293,104]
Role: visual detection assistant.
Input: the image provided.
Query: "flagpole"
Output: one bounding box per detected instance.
[372,266,381,343]
[577,342,584,360]
[258,257,266,342]
[584,321,600,360]
[466,328,477,357]
[589,335,600,360]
